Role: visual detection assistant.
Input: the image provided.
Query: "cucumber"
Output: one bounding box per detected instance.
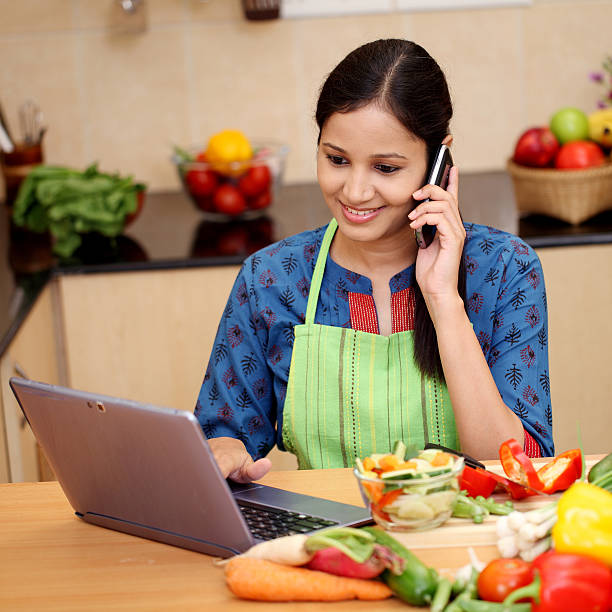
[392,440,407,461]
[362,526,438,605]
[381,467,452,480]
[381,469,419,480]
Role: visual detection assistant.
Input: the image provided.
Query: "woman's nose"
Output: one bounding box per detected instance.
[342,169,375,205]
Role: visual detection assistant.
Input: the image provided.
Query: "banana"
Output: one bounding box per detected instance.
[588,108,612,148]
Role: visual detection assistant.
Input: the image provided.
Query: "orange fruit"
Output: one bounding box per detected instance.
[205,129,253,176]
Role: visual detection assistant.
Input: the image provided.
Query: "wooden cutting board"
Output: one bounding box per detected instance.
[391,457,597,550]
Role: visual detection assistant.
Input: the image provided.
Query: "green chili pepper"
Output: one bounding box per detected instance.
[362,526,438,606]
[588,452,612,492]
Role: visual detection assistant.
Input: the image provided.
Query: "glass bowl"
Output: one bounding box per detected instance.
[354,456,464,532]
[172,140,289,221]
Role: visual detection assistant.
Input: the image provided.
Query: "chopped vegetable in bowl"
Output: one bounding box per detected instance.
[354,442,464,531]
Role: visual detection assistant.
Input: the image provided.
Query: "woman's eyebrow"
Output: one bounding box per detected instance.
[321,142,407,159]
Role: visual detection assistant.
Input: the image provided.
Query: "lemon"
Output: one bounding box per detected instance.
[205,129,253,176]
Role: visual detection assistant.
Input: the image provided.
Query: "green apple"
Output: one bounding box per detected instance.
[549,107,590,144]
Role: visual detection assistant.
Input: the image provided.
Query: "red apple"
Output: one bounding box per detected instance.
[512,127,560,167]
[554,140,605,169]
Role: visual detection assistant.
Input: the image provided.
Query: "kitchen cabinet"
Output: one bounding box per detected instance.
[56,266,299,472]
[536,243,612,454]
[0,285,58,482]
[57,266,240,412]
[54,247,612,461]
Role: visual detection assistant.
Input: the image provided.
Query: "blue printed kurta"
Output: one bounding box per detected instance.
[195,222,554,459]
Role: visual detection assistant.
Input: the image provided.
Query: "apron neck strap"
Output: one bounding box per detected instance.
[305,219,337,325]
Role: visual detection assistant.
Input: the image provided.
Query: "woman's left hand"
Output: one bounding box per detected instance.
[409,165,465,310]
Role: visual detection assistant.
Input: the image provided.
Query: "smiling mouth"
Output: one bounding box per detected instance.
[342,203,383,216]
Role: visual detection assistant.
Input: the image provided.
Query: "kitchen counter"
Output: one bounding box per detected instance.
[2,170,612,358]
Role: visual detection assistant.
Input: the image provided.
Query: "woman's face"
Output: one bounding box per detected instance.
[317,103,428,247]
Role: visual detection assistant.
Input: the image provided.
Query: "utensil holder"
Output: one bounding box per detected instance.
[1,141,44,208]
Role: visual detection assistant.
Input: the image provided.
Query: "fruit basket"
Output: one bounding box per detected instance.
[507,159,612,225]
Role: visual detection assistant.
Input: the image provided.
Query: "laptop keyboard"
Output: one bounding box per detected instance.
[238,503,339,540]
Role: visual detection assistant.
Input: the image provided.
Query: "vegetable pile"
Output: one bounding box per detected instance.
[12,164,145,257]
[221,447,612,609]
[222,526,441,605]
[498,452,612,565]
[223,526,612,609]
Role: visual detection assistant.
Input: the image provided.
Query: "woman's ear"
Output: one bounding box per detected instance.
[442,134,453,146]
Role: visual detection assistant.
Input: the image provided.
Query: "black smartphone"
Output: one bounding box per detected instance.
[414,144,454,249]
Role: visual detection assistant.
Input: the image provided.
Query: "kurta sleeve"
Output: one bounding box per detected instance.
[484,237,554,456]
[194,261,277,460]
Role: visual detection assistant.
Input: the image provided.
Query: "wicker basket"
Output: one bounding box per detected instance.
[507,159,612,225]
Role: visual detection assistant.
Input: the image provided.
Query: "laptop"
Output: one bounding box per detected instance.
[10,377,372,558]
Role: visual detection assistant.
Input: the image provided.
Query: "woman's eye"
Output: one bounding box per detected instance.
[375,164,399,174]
[326,154,347,166]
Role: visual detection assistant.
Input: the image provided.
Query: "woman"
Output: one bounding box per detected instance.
[195,39,553,482]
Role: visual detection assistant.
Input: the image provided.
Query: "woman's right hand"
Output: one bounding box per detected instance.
[208,436,272,483]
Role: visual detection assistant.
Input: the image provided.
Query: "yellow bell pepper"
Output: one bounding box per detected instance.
[552,481,612,567]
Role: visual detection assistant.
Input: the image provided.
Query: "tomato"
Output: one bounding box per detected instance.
[247,189,272,210]
[555,140,605,169]
[193,194,215,213]
[477,558,534,602]
[185,168,218,197]
[213,184,247,216]
[238,164,272,197]
[458,466,498,498]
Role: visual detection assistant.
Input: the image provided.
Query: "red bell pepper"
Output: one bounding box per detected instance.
[485,470,538,500]
[499,438,544,490]
[503,550,612,612]
[536,448,582,494]
[459,466,498,498]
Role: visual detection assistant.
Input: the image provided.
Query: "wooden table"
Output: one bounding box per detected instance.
[0,459,601,611]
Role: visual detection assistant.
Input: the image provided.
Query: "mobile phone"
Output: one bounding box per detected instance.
[414,144,454,249]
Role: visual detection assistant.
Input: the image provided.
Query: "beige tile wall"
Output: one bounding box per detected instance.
[0,0,610,191]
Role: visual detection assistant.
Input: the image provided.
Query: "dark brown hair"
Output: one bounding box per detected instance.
[315,39,467,379]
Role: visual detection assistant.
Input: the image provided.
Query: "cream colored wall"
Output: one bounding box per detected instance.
[1,0,610,192]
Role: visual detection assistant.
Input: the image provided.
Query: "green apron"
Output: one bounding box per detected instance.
[282,219,459,469]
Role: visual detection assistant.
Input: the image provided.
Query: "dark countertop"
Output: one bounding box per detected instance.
[2,170,612,357]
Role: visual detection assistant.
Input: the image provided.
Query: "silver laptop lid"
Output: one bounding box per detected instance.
[10,377,254,557]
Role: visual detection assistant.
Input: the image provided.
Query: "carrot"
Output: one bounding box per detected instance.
[225,557,393,601]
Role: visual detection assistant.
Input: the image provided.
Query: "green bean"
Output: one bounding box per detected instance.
[431,577,453,612]
[456,600,531,612]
